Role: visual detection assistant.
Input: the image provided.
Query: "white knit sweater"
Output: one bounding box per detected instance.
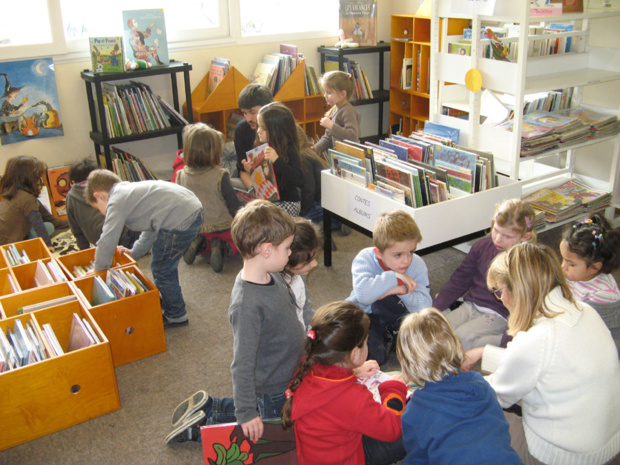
[482,287,620,465]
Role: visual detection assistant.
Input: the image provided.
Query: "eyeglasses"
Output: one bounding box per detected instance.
[492,285,508,299]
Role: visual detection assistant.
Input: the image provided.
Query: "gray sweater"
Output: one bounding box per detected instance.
[228,271,305,424]
[314,101,361,155]
[94,181,201,271]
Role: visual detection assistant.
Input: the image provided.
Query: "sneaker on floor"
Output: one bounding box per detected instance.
[183,235,205,265]
[171,390,210,428]
[340,224,352,236]
[210,237,223,273]
[165,410,206,444]
[163,314,189,328]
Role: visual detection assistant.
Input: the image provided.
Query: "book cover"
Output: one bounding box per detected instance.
[448,42,472,56]
[207,58,230,97]
[201,420,296,465]
[122,9,169,67]
[246,144,280,201]
[92,275,116,306]
[279,44,299,67]
[34,260,54,287]
[67,313,94,352]
[46,166,70,218]
[339,0,377,46]
[252,62,277,88]
[89,37,124,73]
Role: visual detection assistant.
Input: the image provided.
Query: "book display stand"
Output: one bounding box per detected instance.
[0,238,166,451]
[318,43,391,143]
[81,61,193,169]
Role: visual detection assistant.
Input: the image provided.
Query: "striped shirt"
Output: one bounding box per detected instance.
[569,273,620,304]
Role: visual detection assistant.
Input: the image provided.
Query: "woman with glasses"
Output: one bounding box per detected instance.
[471,242,620,465]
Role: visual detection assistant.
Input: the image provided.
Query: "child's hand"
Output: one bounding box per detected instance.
[320,116,334,130]
[388,372,406,384]
[241,159,252,173]
[462,346,484,372]
[241,416,264,442]
[264,146,279,163]
[117,245,133,257]
[354,360,380,378]
[395,273,417,294]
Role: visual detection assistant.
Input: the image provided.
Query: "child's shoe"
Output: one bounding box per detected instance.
[183,235,205,265]
[210,238,223,273]
[165,410,206,444]
[171,390,211,428]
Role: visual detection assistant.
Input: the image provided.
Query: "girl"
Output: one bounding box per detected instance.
[242,102,303,216]
[396,308,522,465]
[0,156,54,251]
[560,214,620,356]
[481,242,620,465]
[282,301,407,465]
[312,70,361,156]
[281,217,323,329]
[174,123,243,272]
[434,198,536,349]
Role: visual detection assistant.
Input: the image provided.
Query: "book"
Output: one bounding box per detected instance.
[400,58,413,90]
[18,295,77,314]
[252,62,278,88]
[279,44,299,68]
[122,9,169,67]
[92,275,116,306]
[46,166,70,218]
[67,313,95,352]
[82,318,101,344]
[448,42,472,56]
[339,0,377,46]
[89,37,124,73]
[207,58,230,97]
[34,260,54,287]
[246,143,280,201]
[42,323,64,356]
[46,260,66,282]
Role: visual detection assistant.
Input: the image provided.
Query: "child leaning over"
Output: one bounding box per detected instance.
[433,199,535,350]
[166,200,305,444]
[282,301,407,465]
[347,210,432,365]
[174,123,243,272]
[560,213,620,356]
[312,70,361,156]
[396,308,522,465]
[85,169,202,327]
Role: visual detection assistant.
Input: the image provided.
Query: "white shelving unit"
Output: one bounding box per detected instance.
[429,3,620,213]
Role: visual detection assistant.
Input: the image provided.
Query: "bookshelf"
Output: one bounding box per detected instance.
[81,61,193,170]
[0,238,166,450]
[318,43,390,143]
[429,4,620,214]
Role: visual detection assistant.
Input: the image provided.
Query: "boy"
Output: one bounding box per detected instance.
[85,169,202,327]
[165,199,304,444]
[233,84,273,190]
[347,210,432,365]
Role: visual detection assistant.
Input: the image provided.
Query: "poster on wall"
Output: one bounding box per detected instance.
[0,58,64,146]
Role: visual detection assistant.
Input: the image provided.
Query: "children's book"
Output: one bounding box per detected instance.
[207,58,230,97]
[448,42,472,56]
[67,313,95,352]
[92,275,116,306]
[339,0,377,46]
[89,37,124,73]
[200,420,296,465]
[46,166,70,218]
[122,9,169,67]
[246,143,280,201]
[34,260,54,287]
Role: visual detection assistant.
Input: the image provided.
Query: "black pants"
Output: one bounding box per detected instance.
[368,295,409,365]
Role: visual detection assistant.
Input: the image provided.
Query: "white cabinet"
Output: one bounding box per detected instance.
[429,3,620,211]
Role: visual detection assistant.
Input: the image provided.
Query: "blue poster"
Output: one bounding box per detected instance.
[0,58,64,145]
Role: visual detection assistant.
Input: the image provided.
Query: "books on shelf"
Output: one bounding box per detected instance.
[555,106,620,139]
[246,143,280,201]
[207,58,230,97]
[4,244,30,266]
[122,9,169,67]
[89,37,124,73]
[104,147,158,182]
[339,0,378,46]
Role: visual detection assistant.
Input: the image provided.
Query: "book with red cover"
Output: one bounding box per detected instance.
[246,143,280,201]
[45,166,70,218]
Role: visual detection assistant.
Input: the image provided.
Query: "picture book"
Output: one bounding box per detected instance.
[34,260,54,287]
[122,9,169,68]
[207,58,230,97]
[67,313,95,352]
[89,37,124,73]
[279,44,299,68]
[201,420,296,465]
[448,42,472,56]
[92,275,116,306]
[523,185,583,222]
[246,143,280,201]
[46,165,70,217]
[339,0,377,46]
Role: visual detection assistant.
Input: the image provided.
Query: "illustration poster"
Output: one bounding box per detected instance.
[0,58,63,145]
[122,9,169,68]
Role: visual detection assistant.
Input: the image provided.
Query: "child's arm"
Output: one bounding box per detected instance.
[270,146,304,189]
[397,255,433,312]
[433,240,482,310]
[350,249,407,306]
[301,276,314,328]
[26,209,54,251]
[94,208,128,272]
[354,360,380,378]
[326,104,361,144]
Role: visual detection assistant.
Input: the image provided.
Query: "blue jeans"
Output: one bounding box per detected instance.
[205,391,287,426]
[151,213,202,320]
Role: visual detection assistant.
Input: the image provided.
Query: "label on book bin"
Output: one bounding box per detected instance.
[348,187,378,231]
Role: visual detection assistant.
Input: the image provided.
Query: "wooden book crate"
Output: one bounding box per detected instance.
[55,247,136,280]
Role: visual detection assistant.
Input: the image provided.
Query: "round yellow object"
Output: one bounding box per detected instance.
[465,68,482,93]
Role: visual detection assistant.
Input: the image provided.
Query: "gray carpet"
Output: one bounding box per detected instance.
[2,224,605,464]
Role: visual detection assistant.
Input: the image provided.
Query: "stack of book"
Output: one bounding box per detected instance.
[555,106,620,140]
[103,147,158,182]
[3,244,30,266]
[34,259,67,287]
[498,119,560,157]
[523,110,589,146]
[303,61,322,97]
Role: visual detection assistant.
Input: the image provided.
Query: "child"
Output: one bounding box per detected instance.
[166,200,305,444]
[173,123,244,272]
[85,169,202,327]
[242,102,303,216]
[347,210,432,365]
[281,301,407,465]
[396,308,522,465]
[312,71,361,156]
[282,217,323,329]
[480,243,620,465]
[0,156,55,251]
[433,199,536,350]
[560,214,620,356]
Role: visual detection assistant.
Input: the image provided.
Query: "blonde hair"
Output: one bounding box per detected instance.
[492,198,537,241]
[373,210,422,252]
[487,242,573,336]
[231,199,297,258]
[396,308,464,387]
[85,169,122,203]
[320,71,354,101]
[182,123,224,169]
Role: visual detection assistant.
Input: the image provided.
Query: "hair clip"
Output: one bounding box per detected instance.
[525,216,531,229]
[307,329,316,340]
[285,389,293,399]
